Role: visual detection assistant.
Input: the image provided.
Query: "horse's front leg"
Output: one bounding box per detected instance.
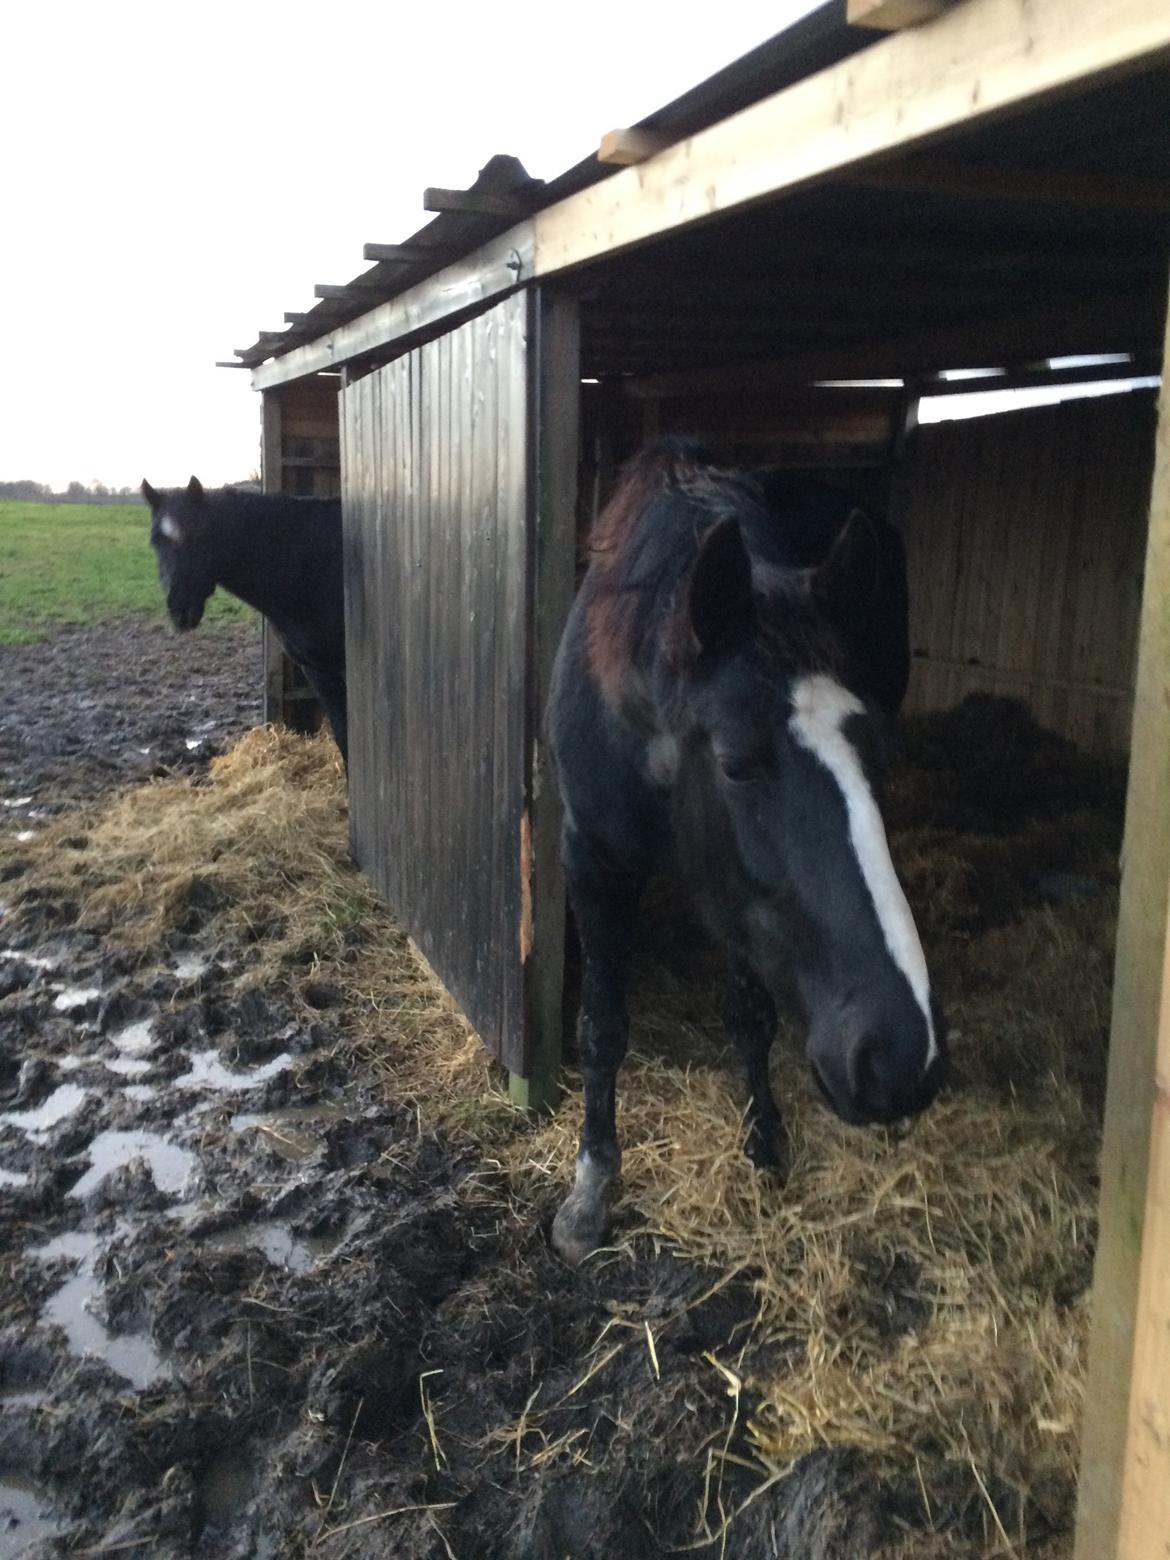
[725,958,785,1171]
[552,835,644,1266]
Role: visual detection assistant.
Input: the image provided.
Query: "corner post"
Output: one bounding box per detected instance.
[1075,282,1170,1558]
[514,287,579,1112]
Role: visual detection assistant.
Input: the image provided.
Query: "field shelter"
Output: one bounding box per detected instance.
[221,2,1170,1551]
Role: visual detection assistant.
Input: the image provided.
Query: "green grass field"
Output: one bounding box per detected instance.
[0,501,250,643]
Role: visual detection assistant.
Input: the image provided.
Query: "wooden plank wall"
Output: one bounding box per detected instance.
[260,377,341,732]
[341,293,531,1070]
[896,392,1158,752]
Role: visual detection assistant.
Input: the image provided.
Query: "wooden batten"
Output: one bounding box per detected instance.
[598,128,671,166]
[362,242,442,263]
[847,0,948,28]
[422,186,529,219]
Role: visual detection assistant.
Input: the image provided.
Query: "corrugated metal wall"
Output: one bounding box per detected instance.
[341,293,532,1069]
[897,391,1157,752]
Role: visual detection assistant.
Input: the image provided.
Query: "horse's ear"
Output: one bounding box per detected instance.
[807,508,881,618]
[141,479,160,511]
[186,475,204,502]
[689,519,754,655]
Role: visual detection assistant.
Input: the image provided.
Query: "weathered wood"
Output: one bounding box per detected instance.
[314,282,386,300]
[252,0,1170,391]
[1076,285,1170,1559]
[1118,926,1170,1556]
[362,242,447,263]
[252,226,535,390]
[626,290,1164,399]
[259,392,286,727]
[422,187,530,218]
[897,392,1154,752]
[598,128,671,166]
[847,0,947,28]
[517,289,580,1108]
[341,295,532,1069]
[848,157,1170,213]
[532,0,1170,275]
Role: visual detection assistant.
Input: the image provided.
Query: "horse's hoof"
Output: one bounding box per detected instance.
[551,1185,614,1266]
[746,1129,787,1175]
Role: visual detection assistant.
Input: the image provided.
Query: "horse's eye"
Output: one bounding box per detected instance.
[718,755,765,786]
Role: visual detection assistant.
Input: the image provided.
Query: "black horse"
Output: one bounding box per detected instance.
[547,441,944,1264]
[141,477,347,765]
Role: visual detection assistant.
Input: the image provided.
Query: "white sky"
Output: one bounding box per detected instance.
[2,0,820,492]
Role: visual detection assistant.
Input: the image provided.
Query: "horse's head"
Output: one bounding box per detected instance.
[141,476,217,630]
[669,513,946,1127]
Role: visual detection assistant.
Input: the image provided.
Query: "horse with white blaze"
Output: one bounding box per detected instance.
[547,440,945,1266]
[141,477,348,766]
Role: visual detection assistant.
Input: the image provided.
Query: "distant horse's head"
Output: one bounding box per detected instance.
[669,506,945,1126]
[141,476,218,630]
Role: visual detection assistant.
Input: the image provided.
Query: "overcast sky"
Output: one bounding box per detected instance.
[2,0,824,491]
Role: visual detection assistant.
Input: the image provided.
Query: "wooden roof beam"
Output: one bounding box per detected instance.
[422,187,531,218]
[598,128,672,166]
[314,282,387,300]
[846,157,1170,214]
[625,290,1165,398]
[251,0,1170,388]
[847,0,949,29]
[362,242,451,263]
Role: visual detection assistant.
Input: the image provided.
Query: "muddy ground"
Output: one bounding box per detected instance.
[0,620,1116,1559]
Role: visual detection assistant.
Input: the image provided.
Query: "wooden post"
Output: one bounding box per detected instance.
[1075,285,1170,1558]
[1118,921,1170,1556]
[259,390,285,726]
[511,288,579,1112]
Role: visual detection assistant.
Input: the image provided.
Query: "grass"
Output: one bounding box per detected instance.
[0,500,250,642]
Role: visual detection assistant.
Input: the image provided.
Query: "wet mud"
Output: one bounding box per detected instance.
[0,625,1110,1559]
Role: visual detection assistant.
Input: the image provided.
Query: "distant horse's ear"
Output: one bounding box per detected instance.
[807,508,880,618]
[141,479,160,511]
[689,519,754,655]
[186,475,204,501]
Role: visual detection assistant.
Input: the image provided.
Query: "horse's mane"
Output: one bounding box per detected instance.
[584,440,831,709]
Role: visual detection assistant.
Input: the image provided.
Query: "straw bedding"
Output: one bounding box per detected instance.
[1,693,1119,1555]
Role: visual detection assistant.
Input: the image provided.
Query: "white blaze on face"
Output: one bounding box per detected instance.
[159,514,183,543]
[789,673,937,1068]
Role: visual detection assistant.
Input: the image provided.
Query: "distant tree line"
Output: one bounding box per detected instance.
[0,476,261,504]
[0,479,144,504]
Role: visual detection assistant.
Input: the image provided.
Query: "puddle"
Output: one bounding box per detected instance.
[68,1130,197,1199]
[207,1220,340,1275]
[0,1083,87,1135]
[29,1229,169,1391]
[104,1055,152,1078]
[52,986,100,1013]
[175,1048,293,1094]
[0,1474,64,1557]
[173,953,209,981]
[109,1019,155,1056]
[0,951,57,972]
[2,798,33,809]
[230,1105,344,1161]
[0,1169,30,1189]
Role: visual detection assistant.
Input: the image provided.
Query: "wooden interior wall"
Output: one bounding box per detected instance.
[260,377,341,732]
[895,391,1157,753]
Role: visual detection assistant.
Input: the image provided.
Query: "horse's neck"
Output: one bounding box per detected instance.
[213,501,307,624]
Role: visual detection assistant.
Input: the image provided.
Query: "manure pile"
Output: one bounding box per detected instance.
[0,697,1119,1558]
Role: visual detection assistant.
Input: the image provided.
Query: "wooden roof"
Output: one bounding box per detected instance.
[231,2,1170,388]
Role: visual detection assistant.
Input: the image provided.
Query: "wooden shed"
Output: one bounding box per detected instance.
[225,2,1170,1551]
